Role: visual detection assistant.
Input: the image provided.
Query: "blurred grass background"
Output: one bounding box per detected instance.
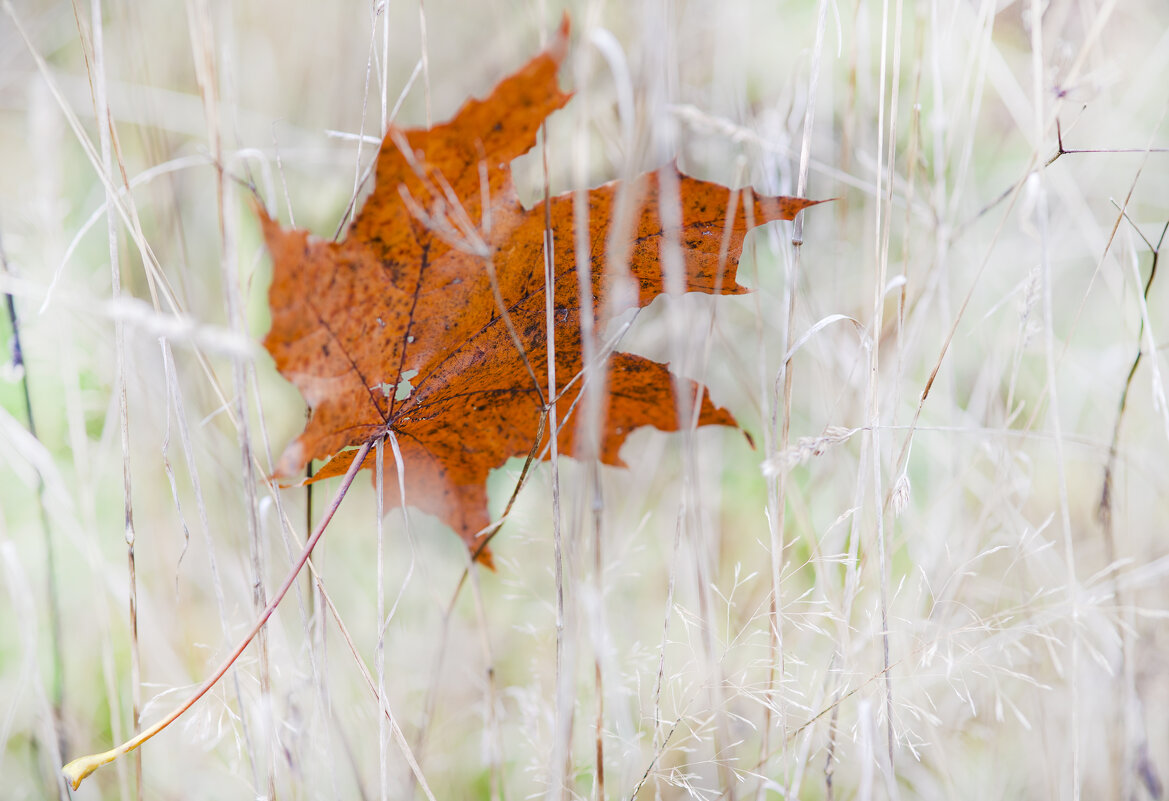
[2,0,1169,799]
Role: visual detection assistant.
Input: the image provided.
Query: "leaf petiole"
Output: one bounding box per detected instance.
[62,436,375,790]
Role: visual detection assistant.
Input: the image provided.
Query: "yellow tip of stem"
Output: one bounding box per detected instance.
[62,717,164,789]
[62,747,120,790]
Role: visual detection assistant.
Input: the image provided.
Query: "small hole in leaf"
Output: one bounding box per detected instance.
[396,369,419,401]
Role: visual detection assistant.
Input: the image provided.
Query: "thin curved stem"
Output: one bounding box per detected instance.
[62,437,375,791]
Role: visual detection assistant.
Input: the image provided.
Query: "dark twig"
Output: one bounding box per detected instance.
[1094,207,1167,801]
[958,118,1169,237]
[1,224,69,792]
[1098,214,1168,531]
[1047,120,1169,166]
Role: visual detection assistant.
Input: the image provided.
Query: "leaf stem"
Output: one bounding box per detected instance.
[62,437,375,791]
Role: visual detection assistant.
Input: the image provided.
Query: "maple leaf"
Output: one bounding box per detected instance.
[259,17,818,565]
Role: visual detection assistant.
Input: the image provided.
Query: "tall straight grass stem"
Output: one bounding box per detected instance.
[186,2,274,793]
[87,0,141,796]
[541,123,570,801]
[1028,1,1080,798]
[764,0,828,795]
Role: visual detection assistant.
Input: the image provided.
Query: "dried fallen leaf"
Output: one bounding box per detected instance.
[260,16,820,564]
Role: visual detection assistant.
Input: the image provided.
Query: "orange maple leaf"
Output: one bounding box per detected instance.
[259,18,818,565]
